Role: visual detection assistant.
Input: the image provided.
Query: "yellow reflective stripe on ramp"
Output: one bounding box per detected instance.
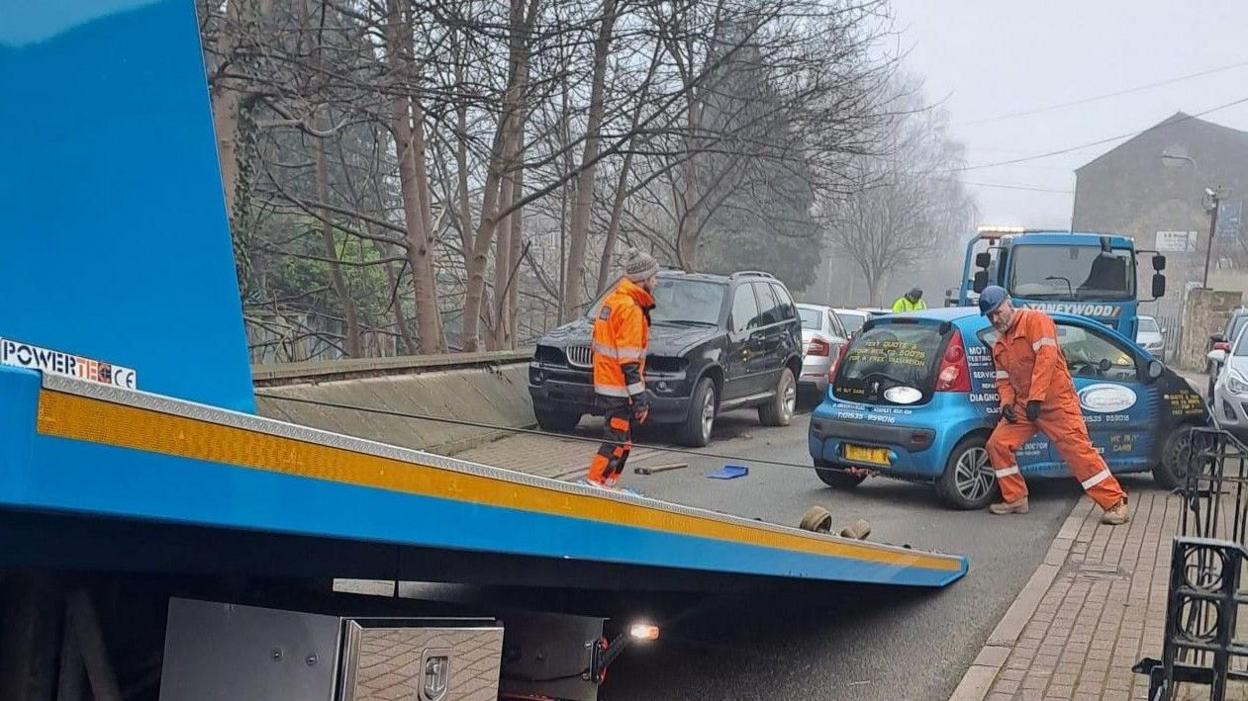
[34,390,962,573]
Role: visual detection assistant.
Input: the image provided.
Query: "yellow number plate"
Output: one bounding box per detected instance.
[844,444,890,467]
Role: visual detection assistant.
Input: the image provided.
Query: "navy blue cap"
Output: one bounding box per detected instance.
[979,285,1008,315]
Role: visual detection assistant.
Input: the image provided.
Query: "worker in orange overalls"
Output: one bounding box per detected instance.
[584,248,659,489]
[979,286,1130,525]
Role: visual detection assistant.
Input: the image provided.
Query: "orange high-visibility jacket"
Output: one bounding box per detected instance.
[592,279,655,399]
[991,309,1074,409]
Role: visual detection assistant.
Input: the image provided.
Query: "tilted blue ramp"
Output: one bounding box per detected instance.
[0,0,965,589]
[0,368,966,588]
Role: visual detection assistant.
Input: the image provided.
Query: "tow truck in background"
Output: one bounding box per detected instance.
[950,226,1168,341]
[0,1,966,699]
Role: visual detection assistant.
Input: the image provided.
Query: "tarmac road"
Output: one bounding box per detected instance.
[585,408,1163,700]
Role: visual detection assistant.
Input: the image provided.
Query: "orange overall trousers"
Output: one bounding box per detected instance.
[987,310,1127,510]
[587,279,654,485]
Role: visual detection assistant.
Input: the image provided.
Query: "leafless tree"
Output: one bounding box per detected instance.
[198,0,903,361]
[822,76,977,306]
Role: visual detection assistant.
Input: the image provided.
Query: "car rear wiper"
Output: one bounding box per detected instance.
[862,371,912,387]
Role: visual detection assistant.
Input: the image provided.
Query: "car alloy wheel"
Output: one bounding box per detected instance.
[700,385,716,442]
[954,446,994,502]
[782,376,796,421]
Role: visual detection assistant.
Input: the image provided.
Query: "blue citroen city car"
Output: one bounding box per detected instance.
[807,308,1209,509]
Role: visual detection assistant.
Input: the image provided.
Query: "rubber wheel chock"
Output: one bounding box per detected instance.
[840,518,872,540]
[799,506,833,533]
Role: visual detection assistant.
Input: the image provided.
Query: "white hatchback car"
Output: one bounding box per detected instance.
[1136,315,1165,358]
[1209,327,1248,437]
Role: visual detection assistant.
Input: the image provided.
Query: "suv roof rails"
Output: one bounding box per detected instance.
[730,271,776,280]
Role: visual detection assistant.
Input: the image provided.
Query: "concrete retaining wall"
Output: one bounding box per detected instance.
[1177,289,1242,371]
[252,351,535,455]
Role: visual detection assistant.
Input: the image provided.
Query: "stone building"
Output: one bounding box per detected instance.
[1072,112,1248,319]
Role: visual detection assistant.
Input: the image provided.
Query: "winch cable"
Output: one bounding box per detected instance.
[254,391,832,473]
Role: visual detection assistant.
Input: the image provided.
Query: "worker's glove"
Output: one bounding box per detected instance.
[632,394,650,424]
[1001,405,1017,424]
[1026,401,1042,422]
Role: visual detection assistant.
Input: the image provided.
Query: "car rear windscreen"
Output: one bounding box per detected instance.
[837,312,865,334]
[798,308,822,330]
[833,323,944,403]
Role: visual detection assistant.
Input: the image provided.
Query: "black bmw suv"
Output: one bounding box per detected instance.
[528,270,804,446]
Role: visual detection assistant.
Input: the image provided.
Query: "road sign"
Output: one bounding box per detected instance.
[1156,230,1198,253]
[1217,199,1242,239]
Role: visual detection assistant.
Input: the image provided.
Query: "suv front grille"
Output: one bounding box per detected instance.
[565,345,593,368]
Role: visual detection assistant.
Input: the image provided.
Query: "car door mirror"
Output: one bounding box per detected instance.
[1146,359,1163,381]
[972,270,989,294]
[975,252,992,269]
[1151,273,1166,299]
[1209,349,1229,365]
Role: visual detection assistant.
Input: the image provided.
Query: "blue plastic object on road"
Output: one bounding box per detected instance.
[707,464,749,480]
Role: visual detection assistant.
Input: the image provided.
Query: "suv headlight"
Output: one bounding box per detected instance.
[1228,371,1248,395]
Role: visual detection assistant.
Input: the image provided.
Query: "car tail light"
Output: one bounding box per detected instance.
[828,342,850,384]
[935,330,972,393]
[807,338,830,356]
[1215,341,1231,352]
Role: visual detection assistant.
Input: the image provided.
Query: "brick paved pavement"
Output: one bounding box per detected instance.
[952,489,1181,701]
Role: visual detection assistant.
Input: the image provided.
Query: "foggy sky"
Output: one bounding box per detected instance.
[891,0,1248,230]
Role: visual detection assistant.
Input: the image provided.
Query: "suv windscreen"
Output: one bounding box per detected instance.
[833,323,944,403]
[1008,245,1134,300]
[585,277,725,326]
[651,278,725,326]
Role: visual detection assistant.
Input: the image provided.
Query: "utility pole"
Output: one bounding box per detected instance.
[1202,187,1226,289]
[1160,151,1228,290]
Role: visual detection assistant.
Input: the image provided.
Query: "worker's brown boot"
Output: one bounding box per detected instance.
[988,497,1029,515]
[1101,498,1129,526]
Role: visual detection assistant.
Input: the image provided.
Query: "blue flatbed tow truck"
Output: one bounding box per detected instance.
[0,1,966,698]
[954,226,1168,341]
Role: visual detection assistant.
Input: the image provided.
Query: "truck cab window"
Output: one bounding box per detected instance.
[1008,245,1134,300]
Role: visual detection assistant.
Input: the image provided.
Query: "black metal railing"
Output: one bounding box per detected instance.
[1180,428,1248,544]
[1138,427,1248,700]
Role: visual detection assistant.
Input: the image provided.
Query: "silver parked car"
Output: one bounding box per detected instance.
[796,303,850,395]
[1136,315,1165,358]
[1208,326,1248,436]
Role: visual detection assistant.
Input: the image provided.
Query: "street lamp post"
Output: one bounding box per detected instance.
[1160,151,1226,289]
[1203,187,1223,289]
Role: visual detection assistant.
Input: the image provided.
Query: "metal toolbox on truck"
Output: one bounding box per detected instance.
[159,597,503,701]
